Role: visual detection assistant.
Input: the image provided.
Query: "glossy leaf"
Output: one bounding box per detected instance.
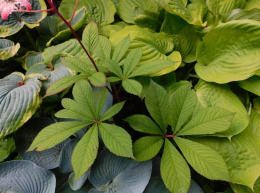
[0,160,55,192]
[175,137,230,181]
[0,73,42,139]
[99,123,133,158]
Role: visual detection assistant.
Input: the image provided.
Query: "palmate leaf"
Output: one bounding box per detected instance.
[195,80,249,137]
[195,20,260,83]
[170,83,197,133]
[104,59,123,78]
[161,139,190,193]
[0,39,20,60]
[0,73,42,139]
[100,101,125,121]
[61,57,94,75]
[0,0,47,37]
[98,123,133,158]
[145,81,169,132]
[133,136,164,161]
[175,137,230,181]
[72,124,99,180]
[28,121,91,151]
[112,35,131,63]
[178,107,234,136]
[123,48,142,78]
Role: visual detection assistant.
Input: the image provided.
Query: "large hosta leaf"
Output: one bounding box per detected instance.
[15,117,70,169]
[0,39,20,60]
[238,76,260,96]
[59,0,116,27]
[189,123,260,189]
[195,20,260,83]
[246,0,260,9]
[89,149,152,192]
[0,160,56,192]
[0,73,42,139]
[0,0,47,37]
[222,8,260,22]
[195,80,249,137]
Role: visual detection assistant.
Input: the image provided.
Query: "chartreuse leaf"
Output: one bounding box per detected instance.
[93,88,109,117]
[0,73,42,139]
[145,81,169,132]
[61,57,94,75]
[104,59,123,78]
[133,136,164,161]
[93,35,111,62]
[100,101,125,121]
[175,137,230,181]
[0,0,47,37]
[189,124,260,189]
[123,48,142,77]
[230,177,260,193]
[246,0,260,9]
[89,72,107,87]
[195,20,260,83]
[112,35,131,63]
[122,79,142,96]
[170,83,197,133]
[45,74,88,97]
[72,124,99,180]
[59,0,116,27]
[0,160,55,192]
[222,8,260,22]
[178,107,234,136]
[98,123,133,158]
[0,39,20,60]
[161,139,190,193]
[0,137,15,162]
[125,115,164,135]
[82,21,99,56]
[28,121,91,152]
[195,80,249,137]
[239,76,260,96]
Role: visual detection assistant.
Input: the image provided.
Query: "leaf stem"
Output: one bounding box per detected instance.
[164,134,175,138]
[68,0,79,25]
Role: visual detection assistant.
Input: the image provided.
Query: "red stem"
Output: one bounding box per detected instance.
[68,0,79,25]
[112,83,120,102]
[164,134,175,138]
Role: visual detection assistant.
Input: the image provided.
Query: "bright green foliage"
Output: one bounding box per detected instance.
[239,76,260,96]
[88,72,107,87]
[0,138,15,162]
[0,39,20,60]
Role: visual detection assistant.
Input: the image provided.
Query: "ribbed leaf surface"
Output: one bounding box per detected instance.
[0,39,20,60]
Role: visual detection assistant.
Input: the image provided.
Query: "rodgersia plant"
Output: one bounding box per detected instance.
[1,0,260,193]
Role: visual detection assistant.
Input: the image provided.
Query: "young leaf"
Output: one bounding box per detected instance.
[123,48,142,77]
[124,114,164,135]
[98,123,133,158]
[104,59,123,78]
[45,74,88,97]
[82,21,99,56]
[170,84,197,133]
[112,35,131,63]
[72,80,96,119]
[145,81,169,132]
[178,107,235,136]
[72,124,99,180]
[174,137,230,181]
[89,72,107,87]
[100,101,125,121]
[107,76,121,83]
[133,136,164,161]
[28,121,91,151]
[161,139,190,193]
[122,79,142,96]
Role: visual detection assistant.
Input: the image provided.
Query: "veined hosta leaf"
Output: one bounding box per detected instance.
[59,0,116,27]
[178,107,234,136]
[195,20,260,83]
[122,79,142,96]
[28,121,91,151]
[125,115,164,135]
[89,149,152,192]
[161,139,190,193]
[46,7,86,46]
[145,81,169,132]
[99,123,133,158]
[195,80,249,137]
[100,101,125,121]
[133,136,164,161]
[222,8,260,22]
[238,76,260,96]
[68,171,90,191]
[18,51,43,70]
[118,0,161,24]
[246,0,260,9]
[189,125,260,189]
[170,84,197,133]
[143,177,170,193]
[109,26,175,64]
[0,0,47,37]
[161,13,201,63]
[0,39,20,60]
[0,73,42,139]
[230,177,260,193]
[0,160,56,193]
[45,74,88,97]
[175,137,230,181]
[72,124,99,180]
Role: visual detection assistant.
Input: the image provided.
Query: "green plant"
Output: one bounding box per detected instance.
[1,0,260,193]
